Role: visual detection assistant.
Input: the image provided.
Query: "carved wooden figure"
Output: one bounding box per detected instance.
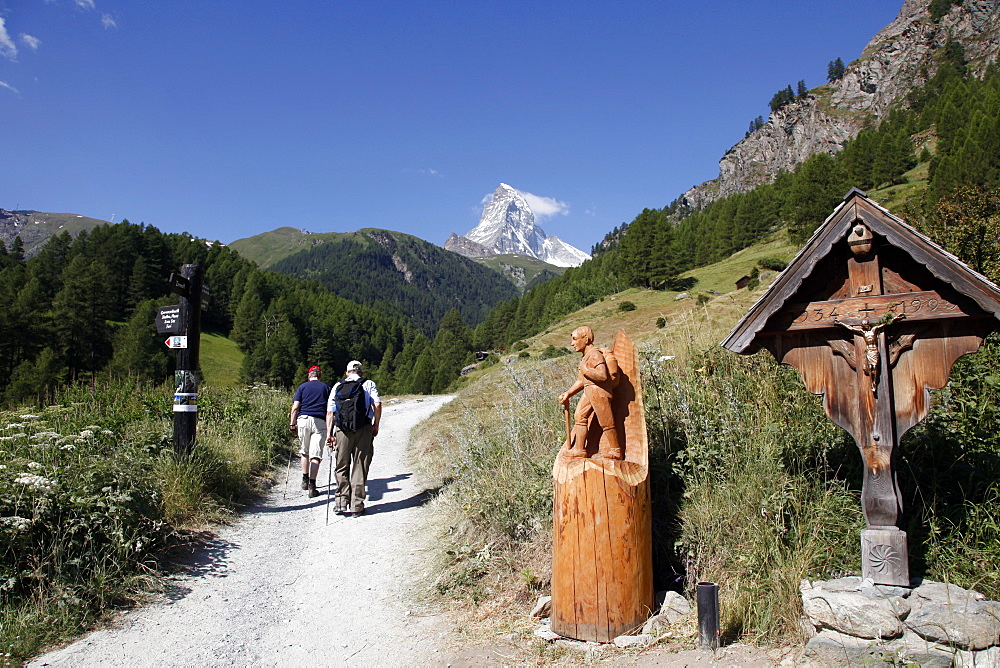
[723,189,1000,586]
[551,328,653,642]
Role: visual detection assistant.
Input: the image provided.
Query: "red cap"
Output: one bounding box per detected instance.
[308,366,321,373]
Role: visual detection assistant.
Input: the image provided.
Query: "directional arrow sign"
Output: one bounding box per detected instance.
[164,336,188,349]
[168,273,190,297]
[155,305,182,333]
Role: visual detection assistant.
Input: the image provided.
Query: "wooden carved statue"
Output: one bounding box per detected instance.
[551,328,653,642]
[559,326,622,460]
[723,189,1000,586]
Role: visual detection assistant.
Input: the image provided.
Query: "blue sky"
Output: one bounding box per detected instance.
[2,1,903,254]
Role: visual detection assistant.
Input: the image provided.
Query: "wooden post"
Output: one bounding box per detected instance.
[551,330,654,642]
[171,264,203,454]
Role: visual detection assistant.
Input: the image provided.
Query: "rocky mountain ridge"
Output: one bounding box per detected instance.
[445,183,590,268]
[0,209,111,256]
[680,0,1000,210]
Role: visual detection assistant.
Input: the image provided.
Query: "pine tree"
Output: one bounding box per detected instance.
[51,256,115,380]
[827,57,846,82]
[107,299,172,382]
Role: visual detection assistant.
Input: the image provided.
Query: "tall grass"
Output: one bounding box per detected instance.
[640,308,863,644]
[411,361,570,622]
[0,379,291,664]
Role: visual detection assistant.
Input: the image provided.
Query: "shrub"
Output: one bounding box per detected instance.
[757,257,788,272]
[656,317,666,328]
[641,342,862,644]
[539,345,570,360]
[618,301,637,312]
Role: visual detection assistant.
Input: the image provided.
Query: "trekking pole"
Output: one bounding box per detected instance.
[564,403,572,446]
[325,431,335,525]
[283,445,294,500]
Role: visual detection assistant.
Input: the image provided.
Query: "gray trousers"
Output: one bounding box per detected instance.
[334,424,373,512]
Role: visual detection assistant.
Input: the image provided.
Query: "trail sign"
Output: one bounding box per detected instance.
[168,273,191,296]
[164,336,188,349]
[155,306,182,333]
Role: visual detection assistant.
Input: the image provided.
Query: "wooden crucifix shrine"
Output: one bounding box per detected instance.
[551,328,653,642]
[722,189,1000,586]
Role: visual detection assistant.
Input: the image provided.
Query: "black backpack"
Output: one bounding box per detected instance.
[334,380,369,433]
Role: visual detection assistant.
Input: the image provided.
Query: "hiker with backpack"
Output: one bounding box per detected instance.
[558,326,622,461]
[290,365,332,498]
[325,360,382,516]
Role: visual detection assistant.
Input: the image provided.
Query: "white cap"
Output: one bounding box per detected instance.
[346,360,363,372]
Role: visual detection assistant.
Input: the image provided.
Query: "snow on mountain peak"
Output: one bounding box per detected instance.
[454,184,590,268]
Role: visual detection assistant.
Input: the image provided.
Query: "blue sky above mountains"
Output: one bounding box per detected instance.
[1,0,901,252]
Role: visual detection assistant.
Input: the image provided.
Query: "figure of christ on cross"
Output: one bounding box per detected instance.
[834,313,905,395]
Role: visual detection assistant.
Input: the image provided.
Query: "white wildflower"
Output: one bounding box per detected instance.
[101,430,113,436]
[79,430,95,438]
[0,516,31,532]
[83,425,101,431]
[60,444,76,451]
[0,436,14,442]
[19,414,40,420]
[27,462,42,470]
[31,431,62,442]
[0,464,6,470]
[14,473,55,492]
[5,423,25,430]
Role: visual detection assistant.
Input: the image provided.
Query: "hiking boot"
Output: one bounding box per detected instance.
[300,474,309,490]
[308,479,319,498]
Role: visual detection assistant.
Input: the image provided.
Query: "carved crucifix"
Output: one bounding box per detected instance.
[722,189,1000,586]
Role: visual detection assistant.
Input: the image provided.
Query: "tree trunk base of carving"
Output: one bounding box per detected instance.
[861,527,910,586]
[551,456,653,642]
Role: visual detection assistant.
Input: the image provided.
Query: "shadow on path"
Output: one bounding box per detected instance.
[367,473,411,501]
[365,485,440,515]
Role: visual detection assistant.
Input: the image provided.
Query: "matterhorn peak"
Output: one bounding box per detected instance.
[444,184,590,268]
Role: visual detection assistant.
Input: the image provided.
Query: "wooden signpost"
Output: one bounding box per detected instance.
[160,264,207,455]
[551,328,653,641]
[722,189,1000,585]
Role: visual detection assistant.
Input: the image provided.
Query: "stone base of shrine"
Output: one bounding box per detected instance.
[861,527,909,586]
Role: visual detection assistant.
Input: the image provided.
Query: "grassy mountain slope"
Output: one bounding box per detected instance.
[471,254,565,293]
[200,330,244,387]
[503,231,798,359]
[227,227,352,269]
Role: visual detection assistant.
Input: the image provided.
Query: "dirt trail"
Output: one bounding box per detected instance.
[30,395,458,667]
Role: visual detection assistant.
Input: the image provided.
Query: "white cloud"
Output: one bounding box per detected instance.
[101,13,117,29]
[417,168,441,177]
[0,80,21,96]
[20,34,41,51]
[0,18,18,61]
[518,189,570,221]
[75,0,97,9]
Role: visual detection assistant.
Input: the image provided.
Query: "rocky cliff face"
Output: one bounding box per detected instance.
[443,232,493,258]
[680,0,1000,209]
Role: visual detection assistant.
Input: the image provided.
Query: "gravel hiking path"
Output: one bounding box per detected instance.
[30,395,463,667]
